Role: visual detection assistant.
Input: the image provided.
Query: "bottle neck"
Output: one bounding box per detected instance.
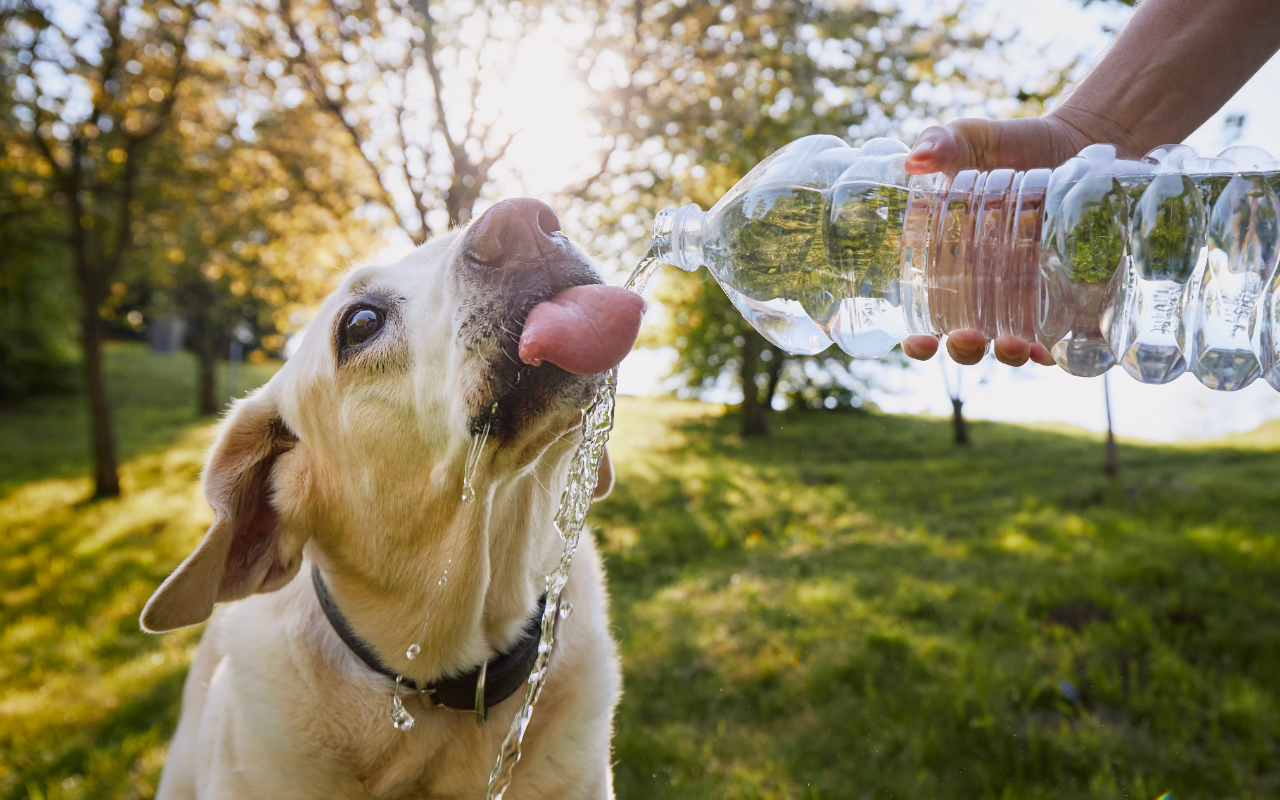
[652,204,707,272]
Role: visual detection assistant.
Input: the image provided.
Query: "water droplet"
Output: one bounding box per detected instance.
[461,483,476,503]
[389,696,415,731]
[405,644,420,660]
[559,602,573,620]
[438,576,447,586]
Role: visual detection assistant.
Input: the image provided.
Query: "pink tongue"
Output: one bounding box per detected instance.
[519,285,644,375]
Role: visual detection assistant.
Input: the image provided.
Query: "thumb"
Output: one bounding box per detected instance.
[908,117,1097,175]
[904,125,962,174]
[906,119,1005,174]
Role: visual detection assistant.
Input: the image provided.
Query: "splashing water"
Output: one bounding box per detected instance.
[461,422,491,503]
[389,676,415,731]
[485,251,661,800]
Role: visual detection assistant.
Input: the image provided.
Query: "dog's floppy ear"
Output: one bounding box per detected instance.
[141,389,304,632]
[593,447,614,501]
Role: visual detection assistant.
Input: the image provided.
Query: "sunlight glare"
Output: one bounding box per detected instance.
[492,29,602,200]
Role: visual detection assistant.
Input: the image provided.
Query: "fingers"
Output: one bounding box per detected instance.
[1029,342,1056,366]
[905,332,1057,369]
[902,335,939,361]
[945,329,988,365]
[993,335,1030,367]
[904,126,961,174]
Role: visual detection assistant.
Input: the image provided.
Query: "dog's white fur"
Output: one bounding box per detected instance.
[142,224,621,799]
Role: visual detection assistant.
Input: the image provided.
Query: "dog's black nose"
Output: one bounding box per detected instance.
[465,198,562,268]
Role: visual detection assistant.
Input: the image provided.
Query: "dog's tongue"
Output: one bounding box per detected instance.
[519,285,644,375]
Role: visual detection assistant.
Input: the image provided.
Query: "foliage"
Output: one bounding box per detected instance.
[1056,175,1130,285]
[233,0,555,240]
[1,0,202,496]
[121,30,380,411]
[0,153,77,399]
[2,349,1277,798]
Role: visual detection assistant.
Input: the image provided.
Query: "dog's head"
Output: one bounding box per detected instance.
[141,199,639,633]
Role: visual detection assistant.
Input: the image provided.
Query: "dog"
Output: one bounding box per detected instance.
[141,198,640,799]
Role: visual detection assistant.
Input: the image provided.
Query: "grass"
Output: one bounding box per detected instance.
[0,344,277,800]
[0,343,277,497]
[2,346,1278,799]
[600,402,1280,800]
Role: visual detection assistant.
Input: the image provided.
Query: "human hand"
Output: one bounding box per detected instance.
[898,116,1100,366]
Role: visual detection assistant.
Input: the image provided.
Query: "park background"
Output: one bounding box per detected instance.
[2,0,1278,797]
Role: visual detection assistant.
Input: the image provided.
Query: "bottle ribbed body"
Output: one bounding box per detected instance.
[651,136,1280,392]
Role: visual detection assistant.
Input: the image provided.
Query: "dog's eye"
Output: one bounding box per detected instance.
[344,308,383,347]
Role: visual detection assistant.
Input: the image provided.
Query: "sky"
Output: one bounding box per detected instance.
[612,0,1280,443]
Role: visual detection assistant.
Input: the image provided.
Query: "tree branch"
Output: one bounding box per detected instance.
[558,139,618,202]
[278,0,405,230]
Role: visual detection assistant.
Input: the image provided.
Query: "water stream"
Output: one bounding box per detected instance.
[485,251,661,799]
[461,421,491,503]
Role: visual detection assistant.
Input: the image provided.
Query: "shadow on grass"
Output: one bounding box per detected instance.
[0,421,216,799]
[596,399,1280,800]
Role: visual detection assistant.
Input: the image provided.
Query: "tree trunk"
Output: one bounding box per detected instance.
[763,351,783,411]
[79,307,121,498]
[66,169,121,499]
[1104,373,1120,477]
[741,331,768,437]
[192,304,219,416]
[951,397,969,446]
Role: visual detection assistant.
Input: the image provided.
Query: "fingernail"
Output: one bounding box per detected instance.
[910,139,937,156]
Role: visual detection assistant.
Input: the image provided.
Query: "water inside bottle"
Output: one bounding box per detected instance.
[1185,173,1280,389]
[651,135,1280,393]
[1107,172,1204,383]
[703,184,834,355]
[822,180,911,357]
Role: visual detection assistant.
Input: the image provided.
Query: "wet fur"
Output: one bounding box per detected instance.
[143,224,622,799]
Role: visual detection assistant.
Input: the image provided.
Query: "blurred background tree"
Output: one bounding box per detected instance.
[572,0,1065,435]
[1,0,199,497]
[127,18,377,414]
[238,0,560,243]
[0,0,1076,490]
[0,139,78,400]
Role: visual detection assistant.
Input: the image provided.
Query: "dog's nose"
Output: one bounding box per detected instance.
[465,198,562,268]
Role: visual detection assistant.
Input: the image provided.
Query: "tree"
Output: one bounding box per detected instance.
[236,0,555,244]
[940,357,969,446]
[130,25,377,414]
[574,0,1064,435]
[0,139,78,400]
[2,0,199,497]
[1103,372,1119,476]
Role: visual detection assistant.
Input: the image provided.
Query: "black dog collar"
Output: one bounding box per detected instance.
[311,564,553,721]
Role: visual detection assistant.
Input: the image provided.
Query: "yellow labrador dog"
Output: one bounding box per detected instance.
[141,199,644,799]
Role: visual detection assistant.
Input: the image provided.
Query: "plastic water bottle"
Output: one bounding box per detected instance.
[650,135,1280,391]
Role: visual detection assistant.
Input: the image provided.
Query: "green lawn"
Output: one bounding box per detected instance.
[2,346,1278,799]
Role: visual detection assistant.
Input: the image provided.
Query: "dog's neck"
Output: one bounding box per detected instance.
[300,445,569,686]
